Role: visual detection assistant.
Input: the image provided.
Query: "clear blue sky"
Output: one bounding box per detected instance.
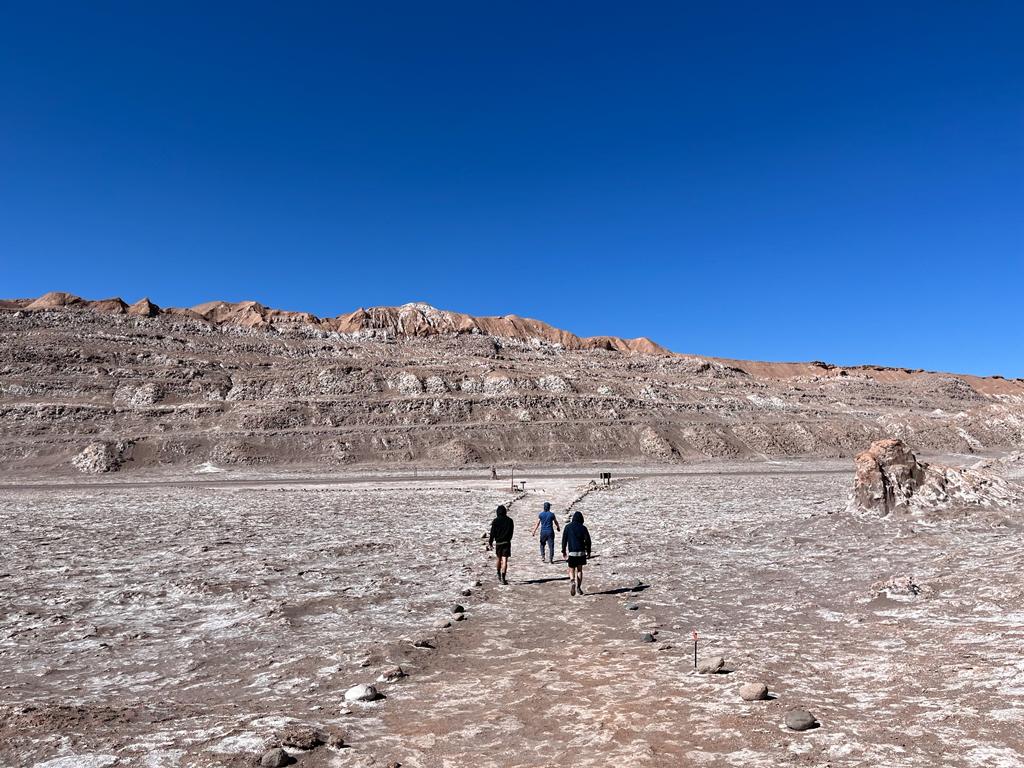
[1,3,1021,376]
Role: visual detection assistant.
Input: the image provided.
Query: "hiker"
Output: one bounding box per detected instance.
[531,501,561,563]
[487,504,514,585]
[561,511,591,596]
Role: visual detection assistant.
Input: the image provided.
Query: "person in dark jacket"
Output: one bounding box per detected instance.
[561,511,592,596]
[487,504,514,585]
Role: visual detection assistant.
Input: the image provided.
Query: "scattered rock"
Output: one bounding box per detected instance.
[261,748,293,768]
[450,604,465,614]
[453,613,467,622]
[279,725,330,750]
[433,619,452,629]
[377,666,407,684]
[696,656,725,674]
[641,633,655,643]
[870,575,934,599]
[325,730,346,748]
[739,682,769,701]
[460,588,472,597]
[413,638,434,649]
[343,684,381,703]
[625,603,640,611]
[785,709,818,731]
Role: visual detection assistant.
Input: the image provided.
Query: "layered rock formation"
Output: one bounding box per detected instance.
[2,292,1023,472]
[849,439,1022,516]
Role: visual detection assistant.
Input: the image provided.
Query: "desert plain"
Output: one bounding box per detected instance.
[3,457,1024,768]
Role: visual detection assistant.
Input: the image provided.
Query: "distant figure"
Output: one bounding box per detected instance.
[490,466,498,480]
[487,504,514,585]
[531,501,561,563]
[561,511,592,596]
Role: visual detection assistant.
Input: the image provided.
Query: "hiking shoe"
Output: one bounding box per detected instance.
[577,584,585,595]
[570,582,576,596]
[501,576,509,585]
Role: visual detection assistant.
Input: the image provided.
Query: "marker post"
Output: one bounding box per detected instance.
[692,630,698,669]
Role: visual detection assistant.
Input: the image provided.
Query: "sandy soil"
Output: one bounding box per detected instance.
[1,466,1022,767]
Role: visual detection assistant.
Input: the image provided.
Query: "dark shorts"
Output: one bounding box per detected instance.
[494,542,511,558]
[567,555,587,568]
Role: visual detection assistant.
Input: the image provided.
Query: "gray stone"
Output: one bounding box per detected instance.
[696,656,725,674]
[433,618,452,629]
[453,612,467,621]
[625,603,640,611]
[641,633,656,643]
[413,638,434,648]
[739,682,769,701]
[461,588,473,597]
[261,748,292,768]
[450,604,465,614]
[343,683,380,703]
[785,709,818,731]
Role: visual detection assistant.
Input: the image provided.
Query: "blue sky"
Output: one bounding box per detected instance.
[1,3,1021,376]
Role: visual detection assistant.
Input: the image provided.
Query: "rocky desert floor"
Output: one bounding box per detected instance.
[1,461,1023,768]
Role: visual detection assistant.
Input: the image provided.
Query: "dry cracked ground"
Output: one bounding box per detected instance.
[2,463,1023,768]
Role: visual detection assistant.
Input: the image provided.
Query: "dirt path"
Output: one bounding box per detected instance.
[333,480,757,768]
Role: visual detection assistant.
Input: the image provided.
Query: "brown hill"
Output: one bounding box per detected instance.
[2,291,1023,472]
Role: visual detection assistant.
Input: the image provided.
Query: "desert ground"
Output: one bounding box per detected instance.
[2,459,1023,768]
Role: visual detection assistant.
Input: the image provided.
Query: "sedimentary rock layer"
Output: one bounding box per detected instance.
[1,293,1022,471]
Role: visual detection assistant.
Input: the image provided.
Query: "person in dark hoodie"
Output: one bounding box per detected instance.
[487,504,514,585]
[561,511,592,596]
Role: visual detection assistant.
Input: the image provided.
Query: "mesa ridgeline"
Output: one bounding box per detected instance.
[2,292,1022,474]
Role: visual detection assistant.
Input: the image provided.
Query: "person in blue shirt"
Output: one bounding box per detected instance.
[531,501,561,563]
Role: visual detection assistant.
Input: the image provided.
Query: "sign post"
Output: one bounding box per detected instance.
[692,630,698,669]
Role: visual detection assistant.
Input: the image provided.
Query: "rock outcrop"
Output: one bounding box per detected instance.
[849,439,1022,516]
[72,441,127,474]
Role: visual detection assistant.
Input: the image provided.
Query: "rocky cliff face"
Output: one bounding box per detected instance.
[2,293,1023,473]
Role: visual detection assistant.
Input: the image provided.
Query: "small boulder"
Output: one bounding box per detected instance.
[377,666,407,684]
[739,682,769,701]
[413,638,434,649]
[453,613,467,622]
[461,588,473,597]
[785,709,819,731]
[696,656,725,674]
[433,619,452,629]
[261,748,293,768]
[450,604,465,614]
[641,633,656,643]
[343,683,380,703]
[279,725,326,750]
[625,603,640,611]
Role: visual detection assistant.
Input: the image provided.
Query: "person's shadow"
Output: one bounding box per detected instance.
[518,576,570,585]
[587,584,650,596]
